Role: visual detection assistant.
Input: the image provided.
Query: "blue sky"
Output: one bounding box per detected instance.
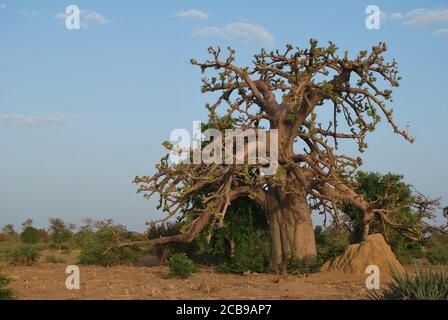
[0,0,447,231]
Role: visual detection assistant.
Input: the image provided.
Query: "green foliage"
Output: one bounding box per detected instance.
[0,273,14,300]
[167,253,198,278]
[71,218,95,248]
[147,198,271,274]
[369,266,448,300]
[315,226,349,263]
[146,221,196,259]
[78,221,140,266]
[196,198,271,274]
[344,171,424,262]
[287,257,321,275]
[393,240,424,265]
[2,224,18,238]
[9,244,40,266]
[217,228,271,274]
[48,218,73,249]
[20,226,41,244]
[45,255,65,264]
[425,234,448,265]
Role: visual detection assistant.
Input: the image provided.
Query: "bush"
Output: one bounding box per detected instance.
[45,255,65,264]
[369,266,448,300]
[0,273,14,300]
[48,218,73,250]
[78,221,140,266]
[146,198,271,274]
[9,244,40,266]
[20,227,40,244]
[425,234,448,265]
[146,221,196,261]
[315,226,349,263]
[196,198,271,274]
[287,257,321,275]
[343,171,425,263]
[167,253,198,278]
[217,229,271,274]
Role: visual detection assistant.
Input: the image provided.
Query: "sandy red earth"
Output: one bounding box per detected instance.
[5,265,369,300]
[0,250,374,300]
[3,250,441,300]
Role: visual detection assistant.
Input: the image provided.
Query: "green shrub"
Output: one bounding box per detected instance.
[196,198,271,274]
[48,218,73,250]
[343,171,425,262]
[0,273,14,300]
[9,244,40,266]
[33,243,48,251]
[20,227,40,244]
[0,244,13,263]
[45,255,65,264]
[146,221,196,260]
[369,266,448,300]
[167,253,198,278]
[287,256,321,275]
[147,198,271,274]
[78,221,140,266]
[217,229,271,274]
[71,229,94,248]
[315,226,349,263]
[425,235,448,265]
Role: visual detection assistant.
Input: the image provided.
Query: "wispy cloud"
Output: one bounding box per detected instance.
[20,10,38,16]
[404,8,448,27]
[53,12,68,20]
[176,9,208,19]
[195,22,274,45]
[390,12,403,20]
[0,114,94,127]
[432,28,448,36]
[84,11,108,24]
[0,3,6,11]
[53,9,108,28]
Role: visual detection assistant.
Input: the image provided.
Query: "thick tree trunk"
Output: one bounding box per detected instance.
[266,188,317,274]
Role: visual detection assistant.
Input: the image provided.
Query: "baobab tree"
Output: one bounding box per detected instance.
[118,40,418,273]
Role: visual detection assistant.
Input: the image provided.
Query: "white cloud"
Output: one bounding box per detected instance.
[195,22,275,45]
[404,8,448,27]
[21,10,38,16]
[176,9,208,19]
[390,12,403,20]
[432,28,448,36]
[0,114,94,127]
[0,4,6,10]
[53,10,108,27]
[53,12,68,20]
[84,11,108,24]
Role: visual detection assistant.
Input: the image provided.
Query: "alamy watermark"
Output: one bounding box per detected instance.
[365,265,380,290]
[365,5,381,30]
[65,265,80,290]
[64,5,81,30]
[168,121,279,176]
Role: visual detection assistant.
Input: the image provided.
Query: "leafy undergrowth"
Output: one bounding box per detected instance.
[167,253,198,278]
[0,273,14,300]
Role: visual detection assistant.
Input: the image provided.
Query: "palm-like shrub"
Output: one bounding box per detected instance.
[369,266,448,300]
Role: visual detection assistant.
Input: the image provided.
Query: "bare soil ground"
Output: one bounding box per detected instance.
[3,250,442,300]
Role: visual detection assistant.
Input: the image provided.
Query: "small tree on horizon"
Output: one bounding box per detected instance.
[48,218,72,250]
